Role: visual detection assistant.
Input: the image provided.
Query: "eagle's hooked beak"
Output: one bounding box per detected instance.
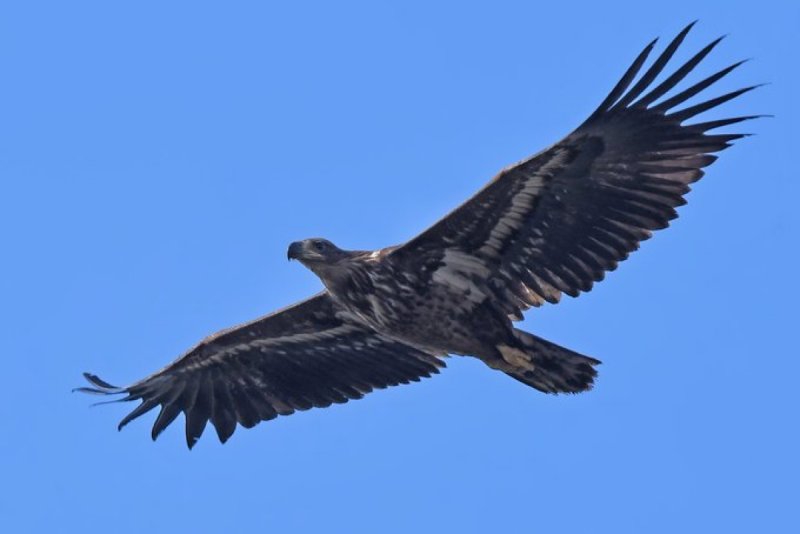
[287,241,304,261]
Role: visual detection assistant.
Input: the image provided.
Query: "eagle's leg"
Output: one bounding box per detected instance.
[496,344,537,372]
[480,328,601,394]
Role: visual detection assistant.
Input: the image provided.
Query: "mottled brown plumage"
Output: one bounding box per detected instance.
[79,22,759,448]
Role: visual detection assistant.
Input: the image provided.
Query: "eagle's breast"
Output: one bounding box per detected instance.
[325,250,495,353]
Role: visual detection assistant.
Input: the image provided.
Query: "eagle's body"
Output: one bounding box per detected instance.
[79,23,759,448]
[298,243,596,392]
[317,247,500,355]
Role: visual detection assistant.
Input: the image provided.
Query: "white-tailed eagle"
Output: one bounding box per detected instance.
[78,22,759,448]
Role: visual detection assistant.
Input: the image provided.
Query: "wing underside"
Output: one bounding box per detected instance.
[391,22,760,321]
[78,293,445,448]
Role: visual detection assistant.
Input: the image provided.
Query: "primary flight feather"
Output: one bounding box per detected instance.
[79,22,759,448]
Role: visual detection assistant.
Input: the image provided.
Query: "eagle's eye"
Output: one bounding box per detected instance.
[313,241,327,252]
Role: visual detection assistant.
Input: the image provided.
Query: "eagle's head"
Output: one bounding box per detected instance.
[287,238,350,265]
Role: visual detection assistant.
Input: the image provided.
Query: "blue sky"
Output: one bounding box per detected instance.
[2,1,797,533]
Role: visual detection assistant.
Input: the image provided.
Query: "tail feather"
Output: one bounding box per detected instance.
[496,330,601,394]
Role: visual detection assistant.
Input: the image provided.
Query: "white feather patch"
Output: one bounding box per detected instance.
[206,324,361,364]
[431,249,490,303]
[479,147,570,256]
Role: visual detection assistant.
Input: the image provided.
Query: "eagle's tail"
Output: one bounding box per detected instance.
[494,329,601,394]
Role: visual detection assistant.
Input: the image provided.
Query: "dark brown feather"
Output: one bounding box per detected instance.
[392,23,759,320]
[80,293,445,446]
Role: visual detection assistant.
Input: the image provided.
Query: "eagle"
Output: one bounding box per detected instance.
[78,22,759,448]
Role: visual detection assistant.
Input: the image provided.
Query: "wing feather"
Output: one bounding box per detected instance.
[79,293,445,447]
[391,23,759,320]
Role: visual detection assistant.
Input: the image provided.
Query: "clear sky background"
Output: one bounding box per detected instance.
[2,1,797,533]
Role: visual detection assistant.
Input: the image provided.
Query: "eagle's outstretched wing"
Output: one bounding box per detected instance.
[391,23,760,321]
[77,293,445,448]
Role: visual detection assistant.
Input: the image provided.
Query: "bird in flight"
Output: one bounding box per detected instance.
[79,22,759,448]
